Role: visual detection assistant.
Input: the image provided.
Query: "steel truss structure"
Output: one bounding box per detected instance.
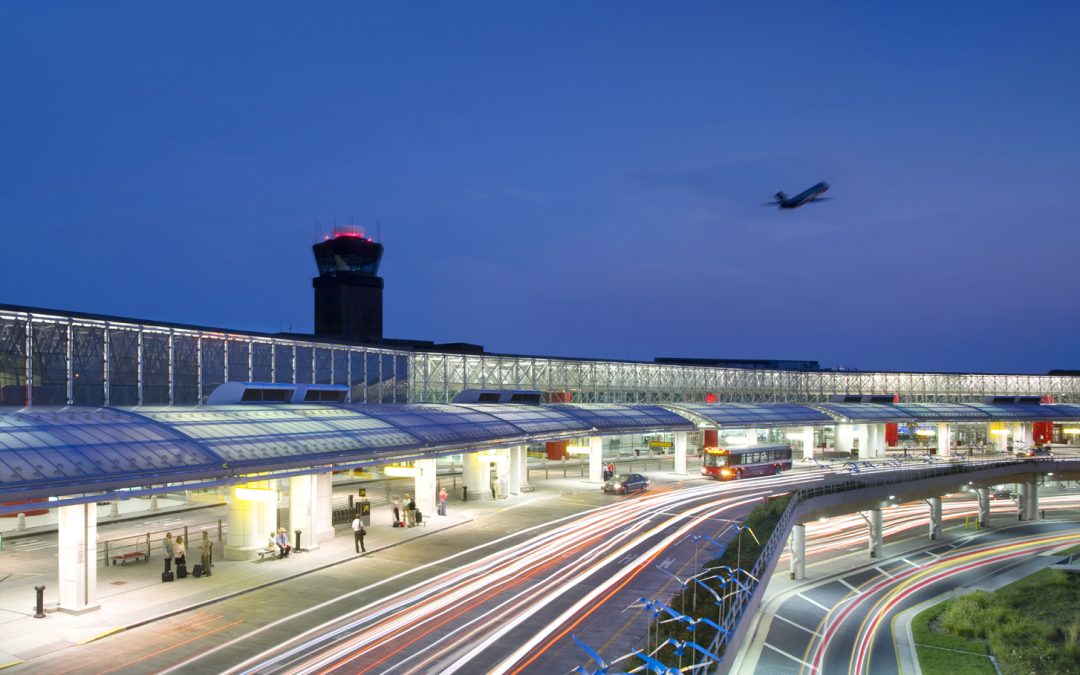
[407,353,1080,404]
[3,307,1078,407]
[0,309,408,407]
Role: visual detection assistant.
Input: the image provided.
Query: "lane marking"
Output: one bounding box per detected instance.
[797,593,831,612]
[774,613,821,638]
[764,642,816,670]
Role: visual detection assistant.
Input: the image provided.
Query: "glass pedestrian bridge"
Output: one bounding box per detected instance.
[3,304,1080,408]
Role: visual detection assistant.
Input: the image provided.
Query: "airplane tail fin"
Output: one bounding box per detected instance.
[775,192,787,202]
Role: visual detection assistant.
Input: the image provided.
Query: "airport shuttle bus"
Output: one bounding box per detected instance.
[701,444,793,480]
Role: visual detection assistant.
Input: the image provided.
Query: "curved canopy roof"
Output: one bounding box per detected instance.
[666,403,834,427]
[0,402,698,501]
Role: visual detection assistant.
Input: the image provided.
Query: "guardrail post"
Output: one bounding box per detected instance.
[103,540,109,567]
[217,519,223,543]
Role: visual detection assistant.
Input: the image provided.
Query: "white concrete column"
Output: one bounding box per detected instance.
[464,451,491,501]
[857,425,872,460]
[257,480,278,548]
[1027,481,1040,521]
[588,437,604,483]
[1010,423,1025,448]
[674,431,688,475]
[58,503,98,614]
[800,426,815,460]
[225,485,268,561]
[869,424,886,457]
[508,445,523,495]
[415,457,438,517]
[289,474,318,551]
[494,448,510,499]
[516,445,531,491]
[977,488,991,528]
[313,472,334,543]
[936,423,952,457]
[789,523,806,580]
[868,509,883,558]
[927,497,942,540]
[834,424,854,456]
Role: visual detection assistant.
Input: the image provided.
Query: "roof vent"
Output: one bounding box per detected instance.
[207,382,349,405]
[452,389,542,405]
[981,395,1041,406]
[829,394,895,404]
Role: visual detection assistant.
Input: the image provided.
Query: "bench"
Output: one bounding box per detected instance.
[257,549,277,561]
[110,550,148,565]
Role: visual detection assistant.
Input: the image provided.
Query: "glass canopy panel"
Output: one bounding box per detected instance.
[343,404,524,447]
[1040,404,1080,420]
[962,404,1056,421]
[812,403,916,422]
[136,406,420,464]
[453,404,590,435]
[0,408,222,493]
[893,404,990,421]
[548,404,696,432]
[673,403,833,427]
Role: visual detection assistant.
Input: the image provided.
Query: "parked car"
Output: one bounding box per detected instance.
[991,487,1012,500]
[603,473,650,495]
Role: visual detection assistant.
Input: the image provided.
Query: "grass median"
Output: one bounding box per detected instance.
[913,544,1080,675]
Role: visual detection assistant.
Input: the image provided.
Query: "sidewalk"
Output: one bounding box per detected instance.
[0,471,637,668]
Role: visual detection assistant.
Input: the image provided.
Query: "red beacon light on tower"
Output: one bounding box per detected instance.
[324,225,372,242]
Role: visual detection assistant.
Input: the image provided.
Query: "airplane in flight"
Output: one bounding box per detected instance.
[765,181,830,209]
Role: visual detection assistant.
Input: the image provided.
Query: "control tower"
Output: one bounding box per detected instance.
[312,228,383,342]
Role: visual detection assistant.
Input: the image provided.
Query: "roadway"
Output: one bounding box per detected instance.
[740,495,1080,674]
[2,457,1076,673]
[1,462,839,673]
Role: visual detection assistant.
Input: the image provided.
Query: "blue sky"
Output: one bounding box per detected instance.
[2,2,1078,373]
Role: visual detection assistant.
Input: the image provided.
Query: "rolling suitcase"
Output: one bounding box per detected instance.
[415,510,423,525]
[192,564,204,578]
[176,562,188,579]
[162,570,174,582]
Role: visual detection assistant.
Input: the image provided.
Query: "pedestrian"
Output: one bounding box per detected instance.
[351,514,366,552]
[200,531,212,575]
[405,494,416,527]
[274,528,291,558]
[392,496,401,526]
[438,487,448,516]
[163,532,175,574]
[174,535,187,577]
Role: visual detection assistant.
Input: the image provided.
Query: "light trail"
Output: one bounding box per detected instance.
[225,472,825,674]
[801,528,1080,674]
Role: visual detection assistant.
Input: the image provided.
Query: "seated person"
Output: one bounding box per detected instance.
[274,528,292,558]
[266,532,278,557]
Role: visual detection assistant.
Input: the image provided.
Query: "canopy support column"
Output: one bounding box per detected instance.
[673,431,688,476]
[926,497,942,540]
[977,487,991,528]
[58,503,99,614]
[936,423,952,457]
[415,458,437,517]
[800,426,815,461]
[789,523,806,580]
[588,437,604,483]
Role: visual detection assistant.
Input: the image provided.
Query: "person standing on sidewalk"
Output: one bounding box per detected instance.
[351,515,366,552]
[405,494,416,527]
[438,487,448,516]
[163,532,175,574]
[392,496,401,526]
[199,531,212,576]
[174,535,187,577]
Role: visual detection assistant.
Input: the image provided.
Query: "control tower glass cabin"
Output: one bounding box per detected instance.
[312,230,384,342]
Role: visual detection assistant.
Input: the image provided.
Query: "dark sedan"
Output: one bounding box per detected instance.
[603,473,650,495]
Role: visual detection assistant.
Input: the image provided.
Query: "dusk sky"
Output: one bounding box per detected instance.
[3,2,1078,374]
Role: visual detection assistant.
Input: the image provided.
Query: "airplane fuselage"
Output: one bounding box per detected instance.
[777,181,829,208]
